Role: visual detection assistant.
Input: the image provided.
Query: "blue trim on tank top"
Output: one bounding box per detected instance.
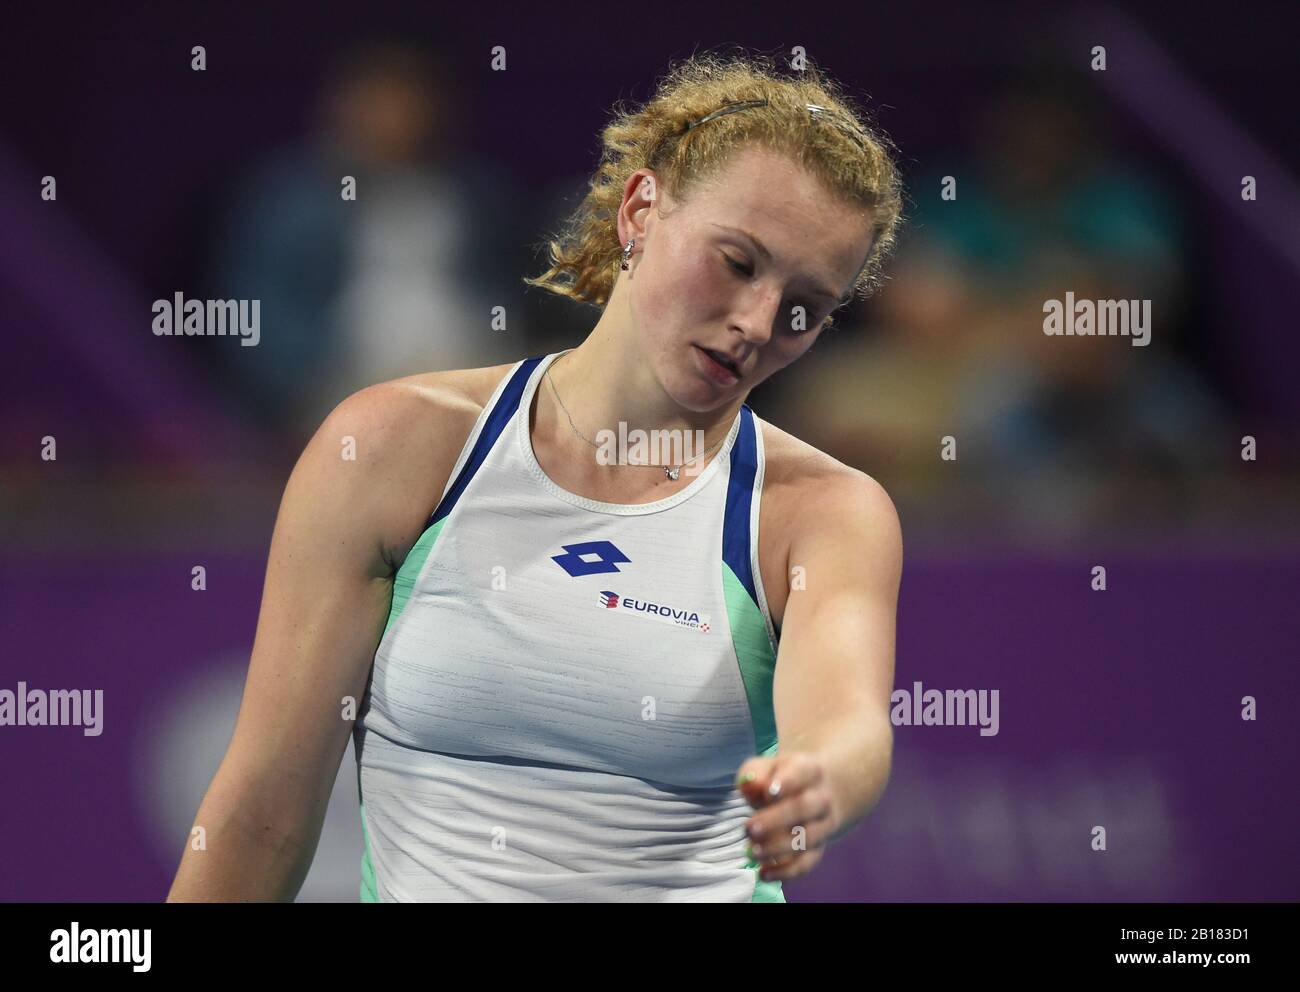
[427,352,763,594]
[722,404,760,604]
[426,354,545,528]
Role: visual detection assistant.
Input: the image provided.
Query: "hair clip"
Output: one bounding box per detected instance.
[683,99,770,130]
[683,99,869,151]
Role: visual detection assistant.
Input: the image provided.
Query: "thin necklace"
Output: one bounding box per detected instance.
[544,351,731,481]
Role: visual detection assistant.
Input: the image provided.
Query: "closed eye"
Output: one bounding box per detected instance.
[723,251,827,332]
[784,300,828,333]
[789,305,824,333]
[721,252,754,278]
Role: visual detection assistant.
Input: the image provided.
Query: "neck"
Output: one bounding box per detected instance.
[534,316,744,490]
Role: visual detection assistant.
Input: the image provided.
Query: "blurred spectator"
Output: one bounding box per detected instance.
[784,66,1229,532]
[211,42,521,436]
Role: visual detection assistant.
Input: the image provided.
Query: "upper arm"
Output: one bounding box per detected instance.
[216,381,466,832]
[771,469,903,745]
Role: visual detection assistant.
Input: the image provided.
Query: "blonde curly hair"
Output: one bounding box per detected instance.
[524,49,905,312]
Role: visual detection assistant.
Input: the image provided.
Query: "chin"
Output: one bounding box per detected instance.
[663,369,728,413]
[678,392,727,414]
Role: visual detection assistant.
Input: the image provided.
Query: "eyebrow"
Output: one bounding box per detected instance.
[710,223,853,306]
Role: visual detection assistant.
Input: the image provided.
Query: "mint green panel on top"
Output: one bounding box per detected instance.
[358,517,446,902]
[722,560,785,903]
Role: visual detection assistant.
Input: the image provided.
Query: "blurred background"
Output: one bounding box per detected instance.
[1,0,1297,901]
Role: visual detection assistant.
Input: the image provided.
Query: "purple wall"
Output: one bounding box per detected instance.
[2,551,1294,901]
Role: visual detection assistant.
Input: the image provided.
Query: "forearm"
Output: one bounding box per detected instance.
[785,711,893,842]
[166,783,321,902]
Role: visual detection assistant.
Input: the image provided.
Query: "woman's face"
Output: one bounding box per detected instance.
[620,143,875,412]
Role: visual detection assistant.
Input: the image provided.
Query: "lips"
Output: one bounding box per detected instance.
[701,347,739,374]
[694,345,741,386]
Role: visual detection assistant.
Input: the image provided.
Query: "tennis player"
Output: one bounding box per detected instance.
[168,51,903,903]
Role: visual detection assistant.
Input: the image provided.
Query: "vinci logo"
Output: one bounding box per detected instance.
[551,540,630,577]
[596,589,710,633]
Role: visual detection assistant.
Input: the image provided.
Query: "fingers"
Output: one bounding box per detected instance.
[735,753,836,883]
[762,753,821,803]
[743,755,832,840]
[755,846,824,882]
[746,792,834,859]
[735,758,776,810]
[735,752,822,809]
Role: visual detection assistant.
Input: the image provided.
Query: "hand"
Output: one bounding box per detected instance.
[734,751,839,883]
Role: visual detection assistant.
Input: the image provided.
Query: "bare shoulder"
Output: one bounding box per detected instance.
[315,362,514,474]
[397,360,522,409]
[309,360,521,564]
[759,417,899,528]
[756,417,902,613]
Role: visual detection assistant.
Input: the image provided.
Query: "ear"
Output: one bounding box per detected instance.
[617,169,660,249]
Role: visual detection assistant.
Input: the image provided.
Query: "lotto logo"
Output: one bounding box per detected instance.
[552,541,631,577]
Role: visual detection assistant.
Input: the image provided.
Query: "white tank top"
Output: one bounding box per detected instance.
[353,349,784,901]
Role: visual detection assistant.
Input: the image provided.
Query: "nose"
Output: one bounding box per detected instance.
[729,282,782,348]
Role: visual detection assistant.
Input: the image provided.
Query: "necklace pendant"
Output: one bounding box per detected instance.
[665,466,681,481]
